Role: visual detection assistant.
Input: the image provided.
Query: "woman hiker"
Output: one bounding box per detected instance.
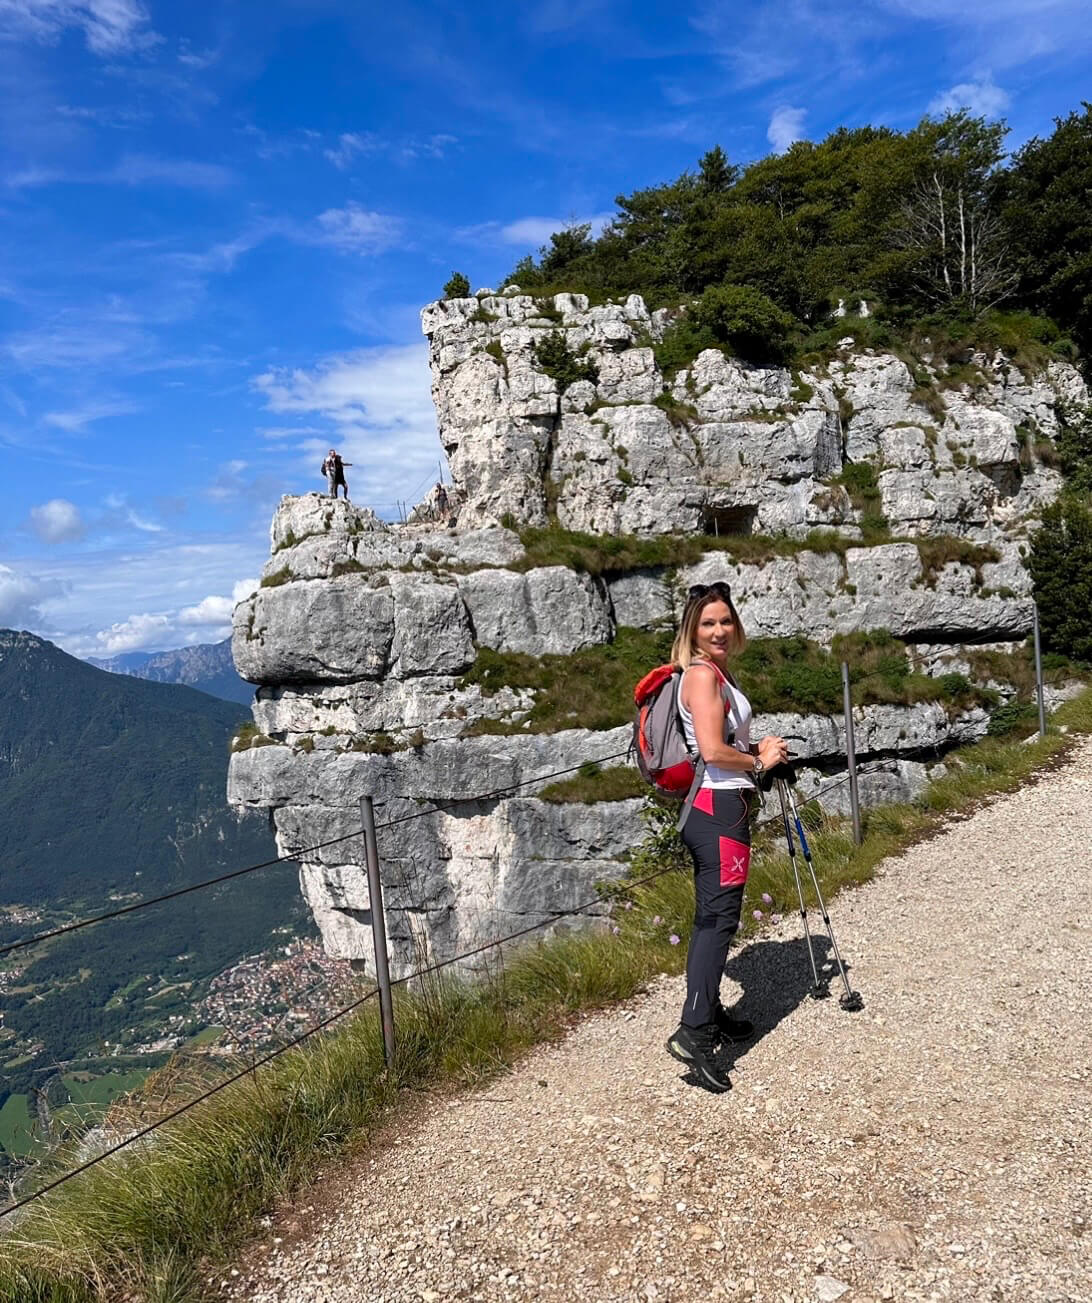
[665,581,789,1092]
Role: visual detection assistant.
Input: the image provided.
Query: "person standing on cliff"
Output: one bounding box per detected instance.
[321,449,351,499]
[665,582,789,1092]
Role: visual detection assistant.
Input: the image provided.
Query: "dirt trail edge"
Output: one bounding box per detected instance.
[225,740,1092,1303]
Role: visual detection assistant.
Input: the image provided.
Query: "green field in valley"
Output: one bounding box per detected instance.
[0,1094,36,1159]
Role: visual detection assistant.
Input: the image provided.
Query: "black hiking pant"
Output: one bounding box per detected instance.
[680,787,752,1029]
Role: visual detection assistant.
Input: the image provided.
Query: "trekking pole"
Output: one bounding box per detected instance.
[784,783,864,1013]
[774,777,824,997]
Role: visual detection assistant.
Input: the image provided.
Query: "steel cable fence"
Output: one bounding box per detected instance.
[0,758,895,1221]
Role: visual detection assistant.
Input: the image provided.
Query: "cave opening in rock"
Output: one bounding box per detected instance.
[700,504,757,537]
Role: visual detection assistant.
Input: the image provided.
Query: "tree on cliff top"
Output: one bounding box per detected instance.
[505,106,1085,356]
[999,103,1092,356]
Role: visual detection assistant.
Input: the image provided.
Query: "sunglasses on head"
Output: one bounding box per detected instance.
[687,582,732,602]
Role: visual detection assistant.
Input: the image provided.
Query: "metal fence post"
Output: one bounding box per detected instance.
[1032,600,1047,738]
[360,796,395,1067]
[841,661,862,846]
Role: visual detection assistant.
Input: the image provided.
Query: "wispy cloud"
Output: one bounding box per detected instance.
[238,123,321,161]
[5,153,235,191]
[323,130,457,169]
[457,212,614,249]
[110,153,235,189]
[314,203,402,254]
[43,398,138,431]
[4,320,148,370]
[0,0,158,56]
[176,39,218,70]
[324,131,379,169]
[928,77,1009,118]
[767,106,807,151]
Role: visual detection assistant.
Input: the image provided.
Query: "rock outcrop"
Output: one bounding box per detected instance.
[228,295,1087,975]
[423,292,1080,543]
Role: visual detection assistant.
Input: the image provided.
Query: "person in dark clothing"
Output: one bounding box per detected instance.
[665,582,789,1092]
[321,449,352,499]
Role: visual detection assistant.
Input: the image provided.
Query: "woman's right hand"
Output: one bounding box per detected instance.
[758,736,790,770]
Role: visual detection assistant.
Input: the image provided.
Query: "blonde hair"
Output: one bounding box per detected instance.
[671,582,746,669]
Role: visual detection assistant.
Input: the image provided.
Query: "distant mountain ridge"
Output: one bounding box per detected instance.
[88,637,252,705]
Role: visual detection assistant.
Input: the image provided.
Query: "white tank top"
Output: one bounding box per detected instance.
[678,664,755,791]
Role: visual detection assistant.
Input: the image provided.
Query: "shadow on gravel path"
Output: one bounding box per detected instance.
[678,933,847,1088]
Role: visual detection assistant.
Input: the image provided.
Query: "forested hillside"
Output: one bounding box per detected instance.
[0,631,306,1167]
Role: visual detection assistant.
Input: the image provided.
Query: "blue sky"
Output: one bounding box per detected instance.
[0,0,1089,658]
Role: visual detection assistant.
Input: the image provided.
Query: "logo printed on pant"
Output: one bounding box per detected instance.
[718,835,750,886]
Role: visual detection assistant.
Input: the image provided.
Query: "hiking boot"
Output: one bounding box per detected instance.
[665,1023,732,1093]
[713,1003,754,1044]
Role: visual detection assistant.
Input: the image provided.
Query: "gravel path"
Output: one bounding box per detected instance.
[223,740,1092,1303]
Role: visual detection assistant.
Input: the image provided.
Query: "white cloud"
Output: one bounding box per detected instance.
[43,399,137,431]
[323,131,378,169]
[458,213,614,249]
[29,498,85,543]
[927,78,1010,119]
[0,0,157,55]
[322,131,456,169]
[0,563,63,627]
[314,204,402,254]
[177,578,256,628]
[767,106,807,152]
[253,342,442,511]
[90,611,172,654]
[110,154,235,189]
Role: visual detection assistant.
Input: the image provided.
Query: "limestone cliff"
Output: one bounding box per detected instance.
[227,292,1087,976]
[425,289,1077,543]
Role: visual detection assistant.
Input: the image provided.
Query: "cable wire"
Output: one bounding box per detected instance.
[0,748,632,958]
[0,757,894,1220]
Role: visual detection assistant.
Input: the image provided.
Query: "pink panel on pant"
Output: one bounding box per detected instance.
[718,836,750,887]
[692,787,714,816]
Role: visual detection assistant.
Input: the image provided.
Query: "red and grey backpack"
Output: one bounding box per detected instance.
[632,662,736,829]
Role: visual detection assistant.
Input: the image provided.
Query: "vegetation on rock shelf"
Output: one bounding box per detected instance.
[460,627,1017,736]
[537,762,649,804]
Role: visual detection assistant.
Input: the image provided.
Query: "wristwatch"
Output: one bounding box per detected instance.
[751,755,765,778]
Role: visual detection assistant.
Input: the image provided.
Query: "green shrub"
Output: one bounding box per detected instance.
[690,284,794,363]
[532,331,598,392]
[1055,404,1092,494]
[1029,496,1092,661]
[484,339,508,374]
[651,315,720,378]
[443,271,470,299]
[987,700,1040,737]
[259,566,293,589]
[534,297,564,323]
[831,462,888,539]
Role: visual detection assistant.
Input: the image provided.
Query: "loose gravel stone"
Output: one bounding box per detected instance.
[225,738,1092,1303]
